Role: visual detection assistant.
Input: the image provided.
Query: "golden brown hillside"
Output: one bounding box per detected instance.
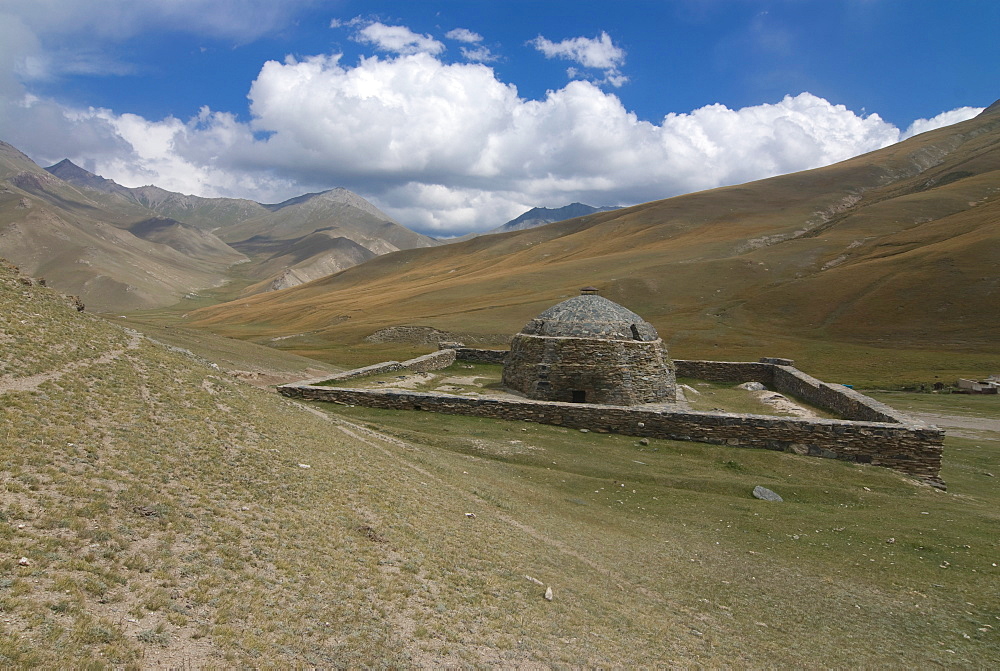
[189,105,1000,380]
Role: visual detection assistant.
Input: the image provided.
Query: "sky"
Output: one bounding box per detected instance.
[0,0,996,236]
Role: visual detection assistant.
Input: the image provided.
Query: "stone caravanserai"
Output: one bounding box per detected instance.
[502,287,676,405]
[279,287,946,488]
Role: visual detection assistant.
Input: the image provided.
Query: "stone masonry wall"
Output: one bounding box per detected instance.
[291,349,456,386]
[453,348,508,365]
[281,353,945,487]
[770,365,902,423]
[404,348,456,372]
[674,360,775,385]
[278,383,944,486]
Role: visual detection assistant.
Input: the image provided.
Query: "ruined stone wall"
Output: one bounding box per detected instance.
[404,348,456,372]
[770,366,902,423]
[502,334,676,405]
[294,349,456,386]
[455,348,508,365]
[674,360,775,384]
[279,383,945,486]
[312,360,405,384]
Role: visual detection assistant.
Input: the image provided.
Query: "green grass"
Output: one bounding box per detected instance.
[312,401,1000,666]
[679,377,838,418]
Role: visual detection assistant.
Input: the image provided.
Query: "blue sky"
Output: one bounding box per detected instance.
[0,0,995,234]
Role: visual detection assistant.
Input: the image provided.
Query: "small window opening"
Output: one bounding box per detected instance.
[630,324,641,340]
[571,390,587,403]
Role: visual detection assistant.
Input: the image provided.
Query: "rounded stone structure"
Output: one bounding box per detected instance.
[502,288,676,405]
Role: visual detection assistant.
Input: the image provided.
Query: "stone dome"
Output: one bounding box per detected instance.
[519,293,659,342]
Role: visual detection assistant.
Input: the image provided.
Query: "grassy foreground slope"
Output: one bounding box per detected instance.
[3,263,1000,666]
[188,104,1000,382]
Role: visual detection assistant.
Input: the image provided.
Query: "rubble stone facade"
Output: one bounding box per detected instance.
[501,290,676,405]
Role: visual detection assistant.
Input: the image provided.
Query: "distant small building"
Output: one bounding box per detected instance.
[957,378,999,394]
[502,287,676,405]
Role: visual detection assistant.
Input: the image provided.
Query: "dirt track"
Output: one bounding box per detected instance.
[912,412,1000,438]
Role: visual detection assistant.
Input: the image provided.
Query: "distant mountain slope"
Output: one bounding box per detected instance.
[219,187,437,251]
[43,159,437,294]
[237,231,377,293]
[47,159,269,229]
[491,202,620,234]
[189,101,1000,368]
[127,217,246,264]
[0,142,244,310]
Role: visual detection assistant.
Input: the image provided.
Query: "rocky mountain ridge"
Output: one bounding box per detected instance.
[0,148,436,309]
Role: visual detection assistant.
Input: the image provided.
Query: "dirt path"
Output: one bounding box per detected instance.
[0,331,143,395]
[911,412,1000,436]
[291,403,709,618]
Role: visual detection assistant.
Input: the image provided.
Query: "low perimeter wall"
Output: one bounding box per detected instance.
[279,354,944,488]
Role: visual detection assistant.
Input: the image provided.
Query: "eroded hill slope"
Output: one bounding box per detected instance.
[189,104,1000,366]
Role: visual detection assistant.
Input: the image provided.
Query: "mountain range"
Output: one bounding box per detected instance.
[0,149,436,310]
[489,202,621,234]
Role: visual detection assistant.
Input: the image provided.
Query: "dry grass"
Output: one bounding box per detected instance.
[1,263,998,666]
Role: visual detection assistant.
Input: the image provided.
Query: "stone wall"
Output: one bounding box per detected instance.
[293,349,456,386]
[771,365,902,423]
[674,360,774,384]
[438,345,508,365]
[405,348,456,372]
[280,353,945,487]
[311,360,405,384]
[278,383,945,487]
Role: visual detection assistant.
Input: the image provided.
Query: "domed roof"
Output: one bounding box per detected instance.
[519,290,659,341]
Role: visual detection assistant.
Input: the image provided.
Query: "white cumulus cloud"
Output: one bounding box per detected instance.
[531,31,625,69]
[0,10,985,236]
[902,107,982,139]
[354,22,445,56]
[445,28,482,44]
[531,31,628,87]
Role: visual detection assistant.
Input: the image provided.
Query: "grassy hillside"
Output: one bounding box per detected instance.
[1,259,998,666]
[187,106,1000,383]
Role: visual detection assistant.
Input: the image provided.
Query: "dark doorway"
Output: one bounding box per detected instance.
[572,390,587,403]
[630,324,641,340]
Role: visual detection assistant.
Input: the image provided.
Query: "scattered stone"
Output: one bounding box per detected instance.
[737,381,766,391]
[298,463,311,469]
[752,486,783,502]
[886,537,896,544]
[465,512,476,519]
[544,586,553,601]
[525,575,545,586]
[984,472,995,477]
[357,526,386,543]
[17,557,29,566]
[579,428,589,433]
